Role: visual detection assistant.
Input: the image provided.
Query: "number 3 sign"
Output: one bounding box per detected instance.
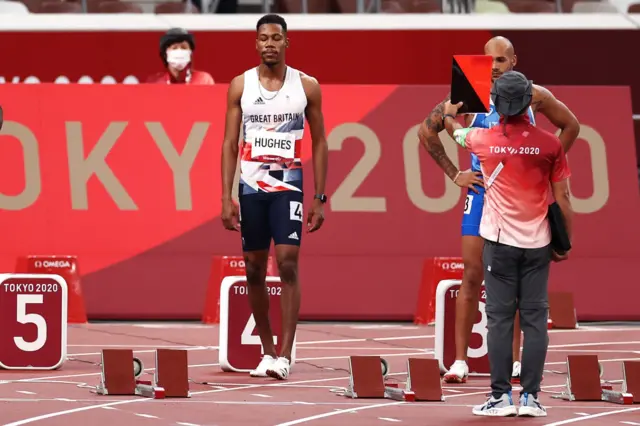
[0,274,68,370]
[219,276,296,372]
[434,279,489,375]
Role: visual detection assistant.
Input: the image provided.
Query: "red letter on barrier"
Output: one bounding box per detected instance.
[0,274,68,370]
[218,276,296,372]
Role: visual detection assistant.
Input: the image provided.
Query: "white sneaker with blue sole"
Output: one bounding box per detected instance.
[518,392,547,417]
[472,392,518,417]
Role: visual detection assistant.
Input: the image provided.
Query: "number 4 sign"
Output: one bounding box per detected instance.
[0,274,68,370]
[434,279,489,376]
[219,276,296,372]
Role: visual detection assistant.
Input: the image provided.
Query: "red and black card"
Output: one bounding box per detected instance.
[451,55,492,114]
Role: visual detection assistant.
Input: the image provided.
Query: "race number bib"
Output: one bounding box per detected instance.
[250,130,295,161]
[464,194,473,215]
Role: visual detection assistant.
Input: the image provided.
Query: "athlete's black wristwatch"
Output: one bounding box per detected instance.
[314,194,327,203]
[443,114,456,123]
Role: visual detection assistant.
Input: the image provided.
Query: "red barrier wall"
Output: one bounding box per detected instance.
[0,84,637,321]
[0,30,637,110]
[1,29,638,161]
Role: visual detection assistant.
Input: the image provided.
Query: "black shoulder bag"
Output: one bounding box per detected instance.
[547,201,571,254]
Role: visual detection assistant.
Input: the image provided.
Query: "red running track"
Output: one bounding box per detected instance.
[1,322,640,426]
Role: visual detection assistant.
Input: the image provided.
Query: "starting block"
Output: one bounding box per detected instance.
[551,355,635,405]
[548,292,578,329]
[406,358,445,401]
[95,349,191,399]
[337,356,443,402]
[623,361,640,403]
[96,349,163,398]
[154,349,191,398]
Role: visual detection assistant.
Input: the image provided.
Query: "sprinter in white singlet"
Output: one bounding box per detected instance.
[221,14,329,381]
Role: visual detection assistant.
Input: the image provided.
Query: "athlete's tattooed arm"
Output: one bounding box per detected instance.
[532,84,580,152]
[443,101,466,134]
[418,95,460,181]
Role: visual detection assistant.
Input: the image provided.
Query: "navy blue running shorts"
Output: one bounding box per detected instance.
[461,185,486,237]
[238,189,304,252]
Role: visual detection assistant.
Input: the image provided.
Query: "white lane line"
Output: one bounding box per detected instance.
[543,407,640,425]
[134,413,159,419]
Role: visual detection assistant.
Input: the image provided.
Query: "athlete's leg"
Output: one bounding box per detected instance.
[512,313,522,380]
[274,244,300,361]
[513,313,521,361]
[444,188,485,383]
[266,190,304,380]
[456,235,485,362]
[239,192,278,376]
[244,249,277,358]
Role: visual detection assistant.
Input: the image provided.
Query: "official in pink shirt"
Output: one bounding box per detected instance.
[444,71,574,417]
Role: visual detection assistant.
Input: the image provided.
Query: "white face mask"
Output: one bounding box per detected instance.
[166,49,191,71]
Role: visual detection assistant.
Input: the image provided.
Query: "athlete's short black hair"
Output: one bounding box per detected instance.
[256,14,287,33]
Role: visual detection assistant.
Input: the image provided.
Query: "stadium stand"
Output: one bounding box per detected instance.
[572,0,619,11]
[0,0,637,14]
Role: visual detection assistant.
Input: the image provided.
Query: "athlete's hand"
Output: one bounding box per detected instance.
[306,199,325,233]
[552,250,569,262]
[454,170,484,194]
[444,100,464,117]
[221,199,240,232]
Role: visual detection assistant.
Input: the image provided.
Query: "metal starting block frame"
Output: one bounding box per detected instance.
[551,355,636,405]
[338,356,443,402]
[95,349,191,399]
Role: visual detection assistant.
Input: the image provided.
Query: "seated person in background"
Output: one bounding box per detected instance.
[147,28,214,85]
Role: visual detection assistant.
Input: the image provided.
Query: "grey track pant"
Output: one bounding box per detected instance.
[483,239,551,397]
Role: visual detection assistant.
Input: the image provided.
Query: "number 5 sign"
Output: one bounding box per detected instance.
[434,279,489,375]
[0,274,68,370]
[219,276,296,372]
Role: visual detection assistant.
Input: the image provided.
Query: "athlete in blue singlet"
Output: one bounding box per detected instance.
[418,36,579,392]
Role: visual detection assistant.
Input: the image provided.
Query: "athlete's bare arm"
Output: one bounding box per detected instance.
[551,177,573,262]
[443,100,469,134]
[418,96,459,181]
[301,73,327,232]
[220,74,244,231]
[552,178,573,240]
[419,96,483,192]
[532,85,580,152]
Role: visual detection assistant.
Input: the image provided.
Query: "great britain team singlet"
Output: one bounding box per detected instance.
[239,66,307,195]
